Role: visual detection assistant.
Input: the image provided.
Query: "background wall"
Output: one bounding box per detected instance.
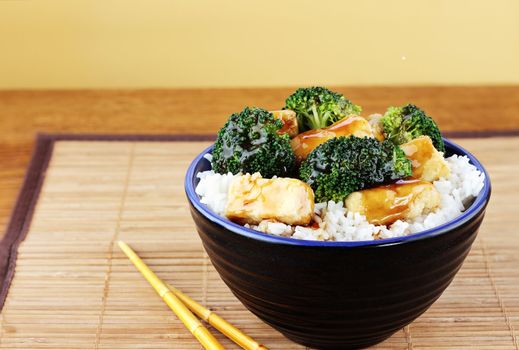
[1,0,518,89]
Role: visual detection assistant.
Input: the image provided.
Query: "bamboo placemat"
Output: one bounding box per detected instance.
[0,134,517,349]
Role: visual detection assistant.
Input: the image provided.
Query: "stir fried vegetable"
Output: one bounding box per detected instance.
[212,107,296,178]
[285,87,361,132]
[299,136,412,202]
[381,104,445,152]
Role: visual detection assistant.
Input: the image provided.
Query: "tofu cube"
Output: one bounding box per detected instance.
[345,180,441,225]
[290,116,374,162]
[365,113,385,141]
[225,173,314,226]
[400,136,450,182]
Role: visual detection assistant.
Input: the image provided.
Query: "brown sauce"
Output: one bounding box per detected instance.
[401,136,434,178]
[359,179,426,225]
[278,117,297,136]
[271,110,298,138]
[308,220,321,229]
[291,116,370,161]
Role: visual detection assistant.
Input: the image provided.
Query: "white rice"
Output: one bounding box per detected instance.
[195,170,235,216]
[195,154,485,242]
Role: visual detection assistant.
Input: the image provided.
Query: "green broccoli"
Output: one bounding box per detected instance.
[212,107,296,178]
[285,87,362,132]
[299,136,412,203]
[381,104,445,152]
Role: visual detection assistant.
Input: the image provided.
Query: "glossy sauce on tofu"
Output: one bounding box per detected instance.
[290,116,373,161]
[365,113,385,141]
[401,136,450,182]
[359,179,421,225]
[345,179,441,226]
[225,173,314,226]
[401,137,433,178]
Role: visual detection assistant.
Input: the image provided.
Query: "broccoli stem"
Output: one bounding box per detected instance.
[310,104,326,130]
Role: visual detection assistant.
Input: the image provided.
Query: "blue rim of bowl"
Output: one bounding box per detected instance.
[185,138,491,247]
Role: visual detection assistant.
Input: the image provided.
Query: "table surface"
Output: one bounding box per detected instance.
[1,86,519,237]
[2,136,517,349]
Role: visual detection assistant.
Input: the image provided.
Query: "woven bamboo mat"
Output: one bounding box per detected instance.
[0,135,518,349]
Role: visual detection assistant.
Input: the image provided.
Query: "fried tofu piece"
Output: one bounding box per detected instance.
[400,136,450,182]
[271,110,299,138]
[365,113,385,141]
[290,116,374,162]
[345,180,440,225]
[225,173,314,226]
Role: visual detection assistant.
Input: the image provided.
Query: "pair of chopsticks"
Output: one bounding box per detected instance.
[118,241,268,350]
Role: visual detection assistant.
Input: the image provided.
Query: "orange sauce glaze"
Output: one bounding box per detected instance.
[278,117,297,136]
[401,136,435,179]
[271,110,299,138]
[290,116,372,161]
[358,179,426,225]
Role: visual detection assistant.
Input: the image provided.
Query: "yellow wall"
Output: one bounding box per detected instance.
[1,0,518,89]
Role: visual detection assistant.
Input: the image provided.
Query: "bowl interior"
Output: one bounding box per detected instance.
[185,138,491,247]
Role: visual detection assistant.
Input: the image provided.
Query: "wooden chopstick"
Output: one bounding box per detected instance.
[117,241,225,350]
[166,283,269,350]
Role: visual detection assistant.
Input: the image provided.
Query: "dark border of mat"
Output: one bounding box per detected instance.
[0,130,517,311]
[0,133,216,311]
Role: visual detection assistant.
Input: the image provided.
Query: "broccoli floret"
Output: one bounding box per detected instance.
[381,104,445,152]
[285,87,362,132]
[299,136,412,202]
[212,107,296,178]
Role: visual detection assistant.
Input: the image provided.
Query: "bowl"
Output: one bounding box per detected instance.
[185,138,491,349]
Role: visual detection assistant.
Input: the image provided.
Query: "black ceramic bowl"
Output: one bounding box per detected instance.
[185,138,491,349]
